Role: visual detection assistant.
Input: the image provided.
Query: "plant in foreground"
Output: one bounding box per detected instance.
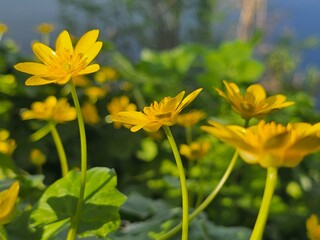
[21,96,76,177]
[202,120,320,239]
[14,29,125,240]
[112,88,202,240]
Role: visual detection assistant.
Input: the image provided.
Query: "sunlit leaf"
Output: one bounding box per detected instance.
[30,167,126,238]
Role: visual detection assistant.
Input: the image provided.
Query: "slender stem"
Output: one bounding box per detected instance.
[162,126,189,240]
[67,81,88,240]
[157,151,238,240]
[250,167,278,240]
[49,122,69,177]
[30,123,52,142]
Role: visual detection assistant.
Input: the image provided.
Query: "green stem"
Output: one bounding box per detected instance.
[49,122,69,177]
[157,151,238,240]
[30,123,52,142]
[250,167,278,240]
[67,81,88,240]
[162,126,189,240]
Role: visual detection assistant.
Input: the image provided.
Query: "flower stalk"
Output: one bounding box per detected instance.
[67,81,88,240]
[250,167,278,240]
[49,122,69,177]
[157,151,238,240]
[162,126,189,240]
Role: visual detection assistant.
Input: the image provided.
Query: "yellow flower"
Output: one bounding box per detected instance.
[180,140,211,161]
[36,22,55,34]
[30,148,46,166]
[215,80,294,120]
[307,214,320,240]
[177,110,206,128]
[81,102,100,125]
[21,96,76,123]
[0,23,8,34]
[0,181,20,225]
[95,66,118,83]
[72,75,91,87]
[0,129,16,155]
[106,96,137,129]
[84,86,107,102]
[14,29,102,86]
[201,120,320,168]
[112,88,202,132]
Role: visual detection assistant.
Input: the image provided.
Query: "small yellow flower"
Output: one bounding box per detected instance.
[14,29,102,86]
[106,96,137,129]
[36,23,55,34]
[201,120,320,168]
[95,66,118,83]
[215,80,294,120]
[177,110,206,128]
[84,86,107,102]
[0,129,16,155]
[0,181,20,225]
[307,214,320,240]
[72,75,91,87]
[112,88,202,132]
[180,140,211,161]
[21,96,76,123]
[81,102,100,125]
[30,148,46,166]
[0,23,8,34]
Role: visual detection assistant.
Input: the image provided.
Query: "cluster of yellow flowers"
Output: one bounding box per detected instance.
[5,27,319,239]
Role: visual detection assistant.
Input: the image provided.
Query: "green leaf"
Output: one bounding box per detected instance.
[30,167,127,239]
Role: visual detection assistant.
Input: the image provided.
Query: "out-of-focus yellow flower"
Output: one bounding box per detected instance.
[215,80,294,120]
[81,102,100,125]
[177,110,206,128]
[0,23,8,34]
[30,148,46,166]
[36,23,55,34]
[112,88,202,132]
[84,86,107,102]
[72,75,91,87]
[95,66,117,83]
[307,214,320,240]
[107,96,137,129]
[14,29,102,86]
[21,96,76,123]
[180,140,211,161]
[201,120,320,168]
[0,129,16,155]
[0,181,20,225]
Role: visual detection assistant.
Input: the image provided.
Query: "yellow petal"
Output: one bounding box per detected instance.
[55,30,73,54]
[84,42,103,64]
[0,181,20,225]
[177,88,202,112]
[112,111,148,126]
[77,64,100,76]
[32,43,58,66]
[55,75,72,85]
[14,62,49,75]
[75,29,99,54]
[246,84,266,103]
[25,76,55,86]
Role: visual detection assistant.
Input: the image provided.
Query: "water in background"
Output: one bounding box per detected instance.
[0,0,319,69]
